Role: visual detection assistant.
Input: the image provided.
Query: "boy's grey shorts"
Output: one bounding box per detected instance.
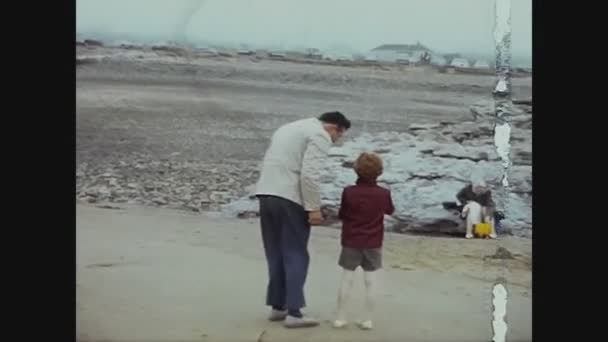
[338,247,382,271]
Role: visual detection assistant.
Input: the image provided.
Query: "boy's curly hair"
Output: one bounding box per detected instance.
[353,152,383,181]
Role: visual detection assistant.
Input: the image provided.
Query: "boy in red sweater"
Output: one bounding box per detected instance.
[333,152,395,330]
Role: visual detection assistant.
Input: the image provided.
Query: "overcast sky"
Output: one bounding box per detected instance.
[77,0,531,57]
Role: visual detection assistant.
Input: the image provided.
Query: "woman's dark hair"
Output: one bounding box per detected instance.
[318,111,351,130]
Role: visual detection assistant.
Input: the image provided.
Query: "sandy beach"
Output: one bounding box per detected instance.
[77,204,531,342]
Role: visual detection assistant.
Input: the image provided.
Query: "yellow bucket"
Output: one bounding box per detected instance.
[474,223,492,238]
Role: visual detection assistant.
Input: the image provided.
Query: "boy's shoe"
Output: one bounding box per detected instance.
[332,319,348,328]
[358,320,373,330]
[283,315,320,328]
[268,309,288,321]
[465,233,474,239]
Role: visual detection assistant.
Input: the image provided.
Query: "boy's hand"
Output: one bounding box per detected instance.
[308,210,324,225]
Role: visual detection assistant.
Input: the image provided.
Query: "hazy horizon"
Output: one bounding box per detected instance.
[77,0,531,61]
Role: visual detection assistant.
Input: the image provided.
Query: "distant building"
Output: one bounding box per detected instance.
[395,53,411,64]
[430,55,447,66]
[336,55,353,62]
[111,40,142,49]
[371,42,432,63]
[363,53,378,63]
[237,44,255,56]
[450,58,470,68]
[195,46,218,56]
[473,60,491,69]
[216,48,235,57]
[268,51,286,59]
[305,48,323,60]
[372,42,432,55]
[443,53,463,65]
[84,39,104,47]
[237,49,255,56]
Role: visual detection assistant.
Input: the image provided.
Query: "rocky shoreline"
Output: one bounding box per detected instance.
[223,100,532,237]
[76,156,260,213]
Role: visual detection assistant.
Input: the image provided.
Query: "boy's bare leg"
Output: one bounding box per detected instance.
[334,269,355,328]
[359,271,376,330]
